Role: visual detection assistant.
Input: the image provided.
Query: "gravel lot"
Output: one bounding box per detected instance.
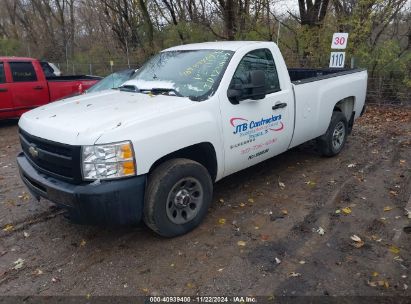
[0,105,410,297]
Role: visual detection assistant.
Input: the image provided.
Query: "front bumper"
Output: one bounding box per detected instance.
[17,152,146,225]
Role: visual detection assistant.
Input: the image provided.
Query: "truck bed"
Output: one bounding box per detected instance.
[288,68,367,150]
[288,68,365,84]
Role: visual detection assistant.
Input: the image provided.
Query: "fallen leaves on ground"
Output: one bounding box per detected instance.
[383,206,393,212]
[342,207,352,215]
[3,224,13,232]
[248,198,255,203]
[371,235,382,242]
[368,280,389,288]
[32,269,43,275]
[315,227,325,235]
[218,218,226,225]
[237,240,246,247]
[305,180,316,187]
[80,239,87,246]
[350,235,365,248]
[389,191,398,196]
[12,258,24,270]
[388,245,400,254]
[260,234,269,241]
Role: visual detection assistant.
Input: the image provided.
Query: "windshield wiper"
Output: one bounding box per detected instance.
[119,85,139,92]
[142,88,183,97]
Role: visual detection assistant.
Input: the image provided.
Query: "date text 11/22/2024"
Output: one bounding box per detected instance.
[149,296,257,303]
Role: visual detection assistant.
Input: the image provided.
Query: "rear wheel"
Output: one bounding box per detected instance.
[316,111,348,157]
[143,159,213,237]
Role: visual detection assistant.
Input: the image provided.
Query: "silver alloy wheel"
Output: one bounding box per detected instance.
[166,177,203,225]
[332,121,345,151]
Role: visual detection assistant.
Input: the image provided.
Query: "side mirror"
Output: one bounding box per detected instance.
[248,70,266,100]
[227,70,266,104]
[227,88,242,102]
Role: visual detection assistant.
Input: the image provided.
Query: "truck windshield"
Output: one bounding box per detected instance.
[87,69,136,93]
[130,50,234,100]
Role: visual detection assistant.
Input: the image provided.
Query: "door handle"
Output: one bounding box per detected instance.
[272,103,287,110]
[0,88,8,92]
[34,86,44,90]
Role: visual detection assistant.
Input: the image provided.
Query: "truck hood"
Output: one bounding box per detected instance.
[19,90,193,145]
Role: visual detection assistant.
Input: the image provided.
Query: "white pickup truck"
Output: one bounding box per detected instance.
[17,41,367,237]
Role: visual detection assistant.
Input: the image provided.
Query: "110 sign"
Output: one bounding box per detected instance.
[329,52,346,68]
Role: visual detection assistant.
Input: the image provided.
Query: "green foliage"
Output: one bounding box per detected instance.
[0,38,21,56]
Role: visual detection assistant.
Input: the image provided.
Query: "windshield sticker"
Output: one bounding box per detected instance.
[181,51,232,90]
[230,114,284,139]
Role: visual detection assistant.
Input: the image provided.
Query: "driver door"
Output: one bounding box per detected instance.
[219,48,294,176]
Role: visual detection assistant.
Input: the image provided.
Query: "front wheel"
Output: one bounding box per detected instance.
[316,111,348,157]
[143,159,213,237]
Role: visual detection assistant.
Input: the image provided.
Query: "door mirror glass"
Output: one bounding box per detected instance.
[248,70,266,99]
[227,70,266,104]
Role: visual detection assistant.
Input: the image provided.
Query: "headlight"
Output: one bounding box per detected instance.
[81,141,136,180]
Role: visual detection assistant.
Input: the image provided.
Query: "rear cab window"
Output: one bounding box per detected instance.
[0,63,5,83]
[40,62,55,78]
[9,62,37,82]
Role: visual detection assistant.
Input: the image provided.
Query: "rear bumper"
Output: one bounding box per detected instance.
[17,152,146,225]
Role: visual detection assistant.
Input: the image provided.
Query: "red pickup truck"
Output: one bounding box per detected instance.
[0,57,101,120]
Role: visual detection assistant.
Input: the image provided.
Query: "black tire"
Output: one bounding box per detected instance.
[316,111,348,157]
[143,158,213,237]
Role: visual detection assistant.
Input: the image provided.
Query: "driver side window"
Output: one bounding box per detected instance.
[230,49,280,99]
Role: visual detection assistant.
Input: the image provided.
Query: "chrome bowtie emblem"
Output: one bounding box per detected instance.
[29,145,39,158]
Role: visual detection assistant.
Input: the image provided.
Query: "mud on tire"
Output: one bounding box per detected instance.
[143,158,213,237]
[316,111,348,157]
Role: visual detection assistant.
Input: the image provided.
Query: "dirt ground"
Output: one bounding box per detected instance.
[0,105,410,298]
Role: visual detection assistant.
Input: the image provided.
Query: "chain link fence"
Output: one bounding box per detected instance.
[55,56,410,107]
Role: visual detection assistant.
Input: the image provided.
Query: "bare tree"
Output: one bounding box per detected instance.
[296,0,329,26]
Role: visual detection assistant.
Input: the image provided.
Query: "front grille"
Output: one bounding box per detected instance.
[19,128,82,184]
